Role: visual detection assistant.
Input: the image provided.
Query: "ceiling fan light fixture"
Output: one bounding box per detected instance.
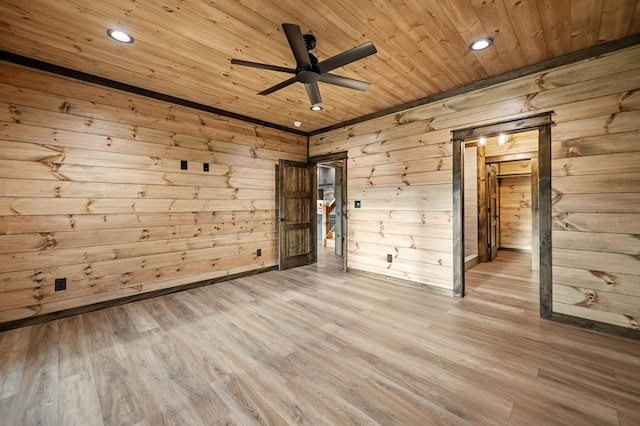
[310,105,323,111]
[107,29,134,44]
[469,37,492,51]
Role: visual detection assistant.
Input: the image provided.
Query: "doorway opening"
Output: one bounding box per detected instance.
[452,112,553,319]
[464,130,539,270]
[310,152,348,270]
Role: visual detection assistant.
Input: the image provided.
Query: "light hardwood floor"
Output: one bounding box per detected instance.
[0,249,638,425]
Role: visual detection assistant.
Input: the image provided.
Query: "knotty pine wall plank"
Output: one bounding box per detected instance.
[553,266,640,297]
[348,209,452,226]
[348,230,453,254]
[0,210,274,234]
[552,212,640,234]
[499,172,532,252]
[499,160,532,175]
[551,132,639,158]
[0,221,274,255]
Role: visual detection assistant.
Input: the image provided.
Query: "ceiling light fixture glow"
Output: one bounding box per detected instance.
[478,136,487,147]
[107,29,134,44]
[469,37,492,51]
[293,121,302,127]
[310,105,323,111]
[498,134,508,146]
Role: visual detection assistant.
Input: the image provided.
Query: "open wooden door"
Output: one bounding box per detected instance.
[278,159,316,270]
[487,163,499,261]
[334,165,344,257]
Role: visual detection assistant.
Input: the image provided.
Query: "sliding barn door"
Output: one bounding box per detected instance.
[278,159,316,270]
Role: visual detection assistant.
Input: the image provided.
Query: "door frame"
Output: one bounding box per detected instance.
[451,112,553,319]
[309,151,348,271]
[486,163,499,261]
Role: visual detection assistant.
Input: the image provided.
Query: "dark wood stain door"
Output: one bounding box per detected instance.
[487,163,499,261]
[278,159,316,270]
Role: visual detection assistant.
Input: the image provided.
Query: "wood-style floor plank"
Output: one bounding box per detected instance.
[0,249,639,425]
[0,326,31,400]
[13,321,59,426]
[58,315,104,426]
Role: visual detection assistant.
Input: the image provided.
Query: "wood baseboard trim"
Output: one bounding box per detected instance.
[499,248,533,254]
[0,266,277,332]
[550,312,640,340]
[464,256,480,271]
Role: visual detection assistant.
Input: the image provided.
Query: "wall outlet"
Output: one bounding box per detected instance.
[256,248,262,257]
[387,254,393,263]
[180,160,188,170]
[54,277,67,291]
[203,163,209,172]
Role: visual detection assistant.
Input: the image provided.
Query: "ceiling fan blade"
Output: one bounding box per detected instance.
[316,41,377,74]
[319,73,371,91]
[258,77,298,96]
[305,82,322,105]
[282,23,312,68]
[231,59,295,74]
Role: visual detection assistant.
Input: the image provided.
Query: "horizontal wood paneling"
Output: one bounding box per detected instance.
[312,44,640,331]
[0,61,305,324]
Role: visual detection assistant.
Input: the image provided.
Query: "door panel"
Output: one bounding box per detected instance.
[334,166,343,257]
[487,163,499,261]
[278,159,315,270]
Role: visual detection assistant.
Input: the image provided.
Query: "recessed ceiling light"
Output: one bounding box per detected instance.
[469,37,492,51]
[293,121,302,127]
[107,29,134,44]
[310,105,323,111]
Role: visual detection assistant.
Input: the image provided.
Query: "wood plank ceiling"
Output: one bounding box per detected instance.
[0,0,639,132]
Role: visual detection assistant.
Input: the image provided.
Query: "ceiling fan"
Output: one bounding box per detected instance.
[231,23,377,107]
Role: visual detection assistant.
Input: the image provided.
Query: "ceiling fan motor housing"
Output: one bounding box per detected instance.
[303,33,316,51]
[296,70,320,83]
[297,34,320,81]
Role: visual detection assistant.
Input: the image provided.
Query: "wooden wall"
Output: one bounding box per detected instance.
[310,45,640,330]
[0,61,306,324]
[499,171,532,251]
